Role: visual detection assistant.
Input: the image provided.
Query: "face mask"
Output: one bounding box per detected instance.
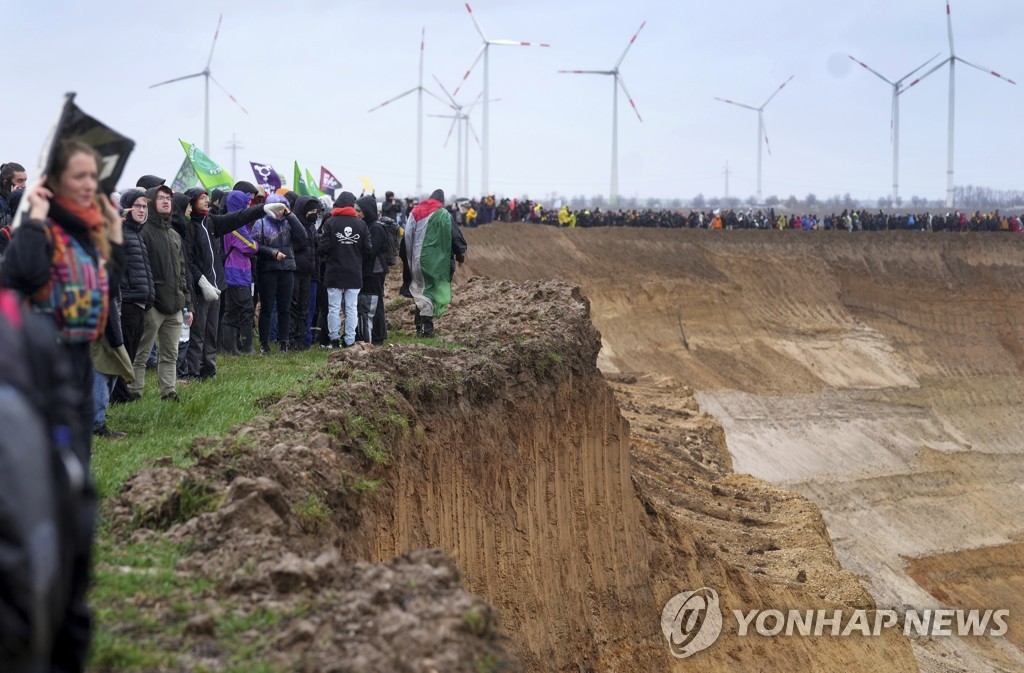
[306,211,319,224]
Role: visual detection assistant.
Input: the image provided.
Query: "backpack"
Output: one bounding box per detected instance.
[379,216,401,267]
[0,289,85,669]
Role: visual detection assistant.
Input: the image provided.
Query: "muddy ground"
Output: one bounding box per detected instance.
[462,224,1024,672]
[106,274,919,672]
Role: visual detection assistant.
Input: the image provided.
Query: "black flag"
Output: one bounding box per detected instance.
[42,92,135,194]
[14,93,135,229]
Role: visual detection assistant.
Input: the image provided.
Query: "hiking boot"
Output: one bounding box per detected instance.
[278,342,289,354]
[161,391,180,402]
[420,317,435,338]
[93,425,126,439]
[330,339,341,349]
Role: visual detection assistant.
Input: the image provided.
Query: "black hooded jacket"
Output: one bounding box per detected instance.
[292,196,319,276]
[142,189,191,314]
[319,192,369,289]
[357,194,387,278]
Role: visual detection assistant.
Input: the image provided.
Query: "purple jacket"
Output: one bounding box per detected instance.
[223,224,258,286]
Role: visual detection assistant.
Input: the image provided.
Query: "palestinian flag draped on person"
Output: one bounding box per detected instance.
[405,189,453,326]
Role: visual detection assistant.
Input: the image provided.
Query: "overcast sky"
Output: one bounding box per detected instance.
[4,0,1021,201]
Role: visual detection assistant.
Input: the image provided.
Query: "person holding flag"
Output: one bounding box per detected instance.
[3,139,125,673]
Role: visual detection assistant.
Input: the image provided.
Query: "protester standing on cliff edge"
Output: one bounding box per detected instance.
[405,188,464,337]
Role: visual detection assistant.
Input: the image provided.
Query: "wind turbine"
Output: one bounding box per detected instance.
[453,3,550,196]
[431,76,499,197]
[714,75,794,203]
[847,53,940,204]
[149,15,248,153]
[558,21,645,209]
[368,28,450,197]
[900,1,1016,208]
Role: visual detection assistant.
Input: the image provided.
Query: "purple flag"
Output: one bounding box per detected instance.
[250,161,281,193]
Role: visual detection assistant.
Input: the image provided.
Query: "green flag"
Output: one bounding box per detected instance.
[293,161,309,196]
[305,168,325,197]
[170,156,198,192]
[180,140,233,191]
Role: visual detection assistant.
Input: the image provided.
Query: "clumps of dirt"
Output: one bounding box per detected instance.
[170,548,520,673]
[609,373,876,609]
[105,277,593,672]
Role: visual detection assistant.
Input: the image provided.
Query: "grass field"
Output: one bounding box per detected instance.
[90,348,331,671]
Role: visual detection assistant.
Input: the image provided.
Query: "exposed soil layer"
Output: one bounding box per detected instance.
[109,276,915,671]
[462,224,1024,672]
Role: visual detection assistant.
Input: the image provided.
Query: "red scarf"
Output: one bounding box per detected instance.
[54,196,104,232]
[331,207,359,218]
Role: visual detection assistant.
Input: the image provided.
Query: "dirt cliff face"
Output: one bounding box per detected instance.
[462,224,1024,672]
[115,276,917,672]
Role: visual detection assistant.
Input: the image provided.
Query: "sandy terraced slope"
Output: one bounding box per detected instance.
[462,224,1024,672]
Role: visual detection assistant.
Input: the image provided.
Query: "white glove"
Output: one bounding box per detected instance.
[198,275,221,302]
[264,203,289,219]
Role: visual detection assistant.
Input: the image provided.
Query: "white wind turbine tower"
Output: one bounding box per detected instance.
[558,21,646,209]
[368,28,450,197]
[453,3,550,196]
[715,75,794,203]
[428,104,479,198]
[847,52,939,204]
[900,0,1016,208]
[149,15,248,153]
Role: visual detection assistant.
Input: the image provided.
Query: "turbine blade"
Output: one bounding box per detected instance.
[557,70,615,75]
[761,75,794,109]
[467,118,482,147]
[149,72,204,88]
[453,45,486,97]
[762,119,772,157]
[956,56,1016,85]
[899,58,951,94]
[896,53,943,85]
[465,3,487,41]
[464,94,500,112]
[946,1,955,57]
[489,39,550,47]
[714,97,759,112]
[422,87,454,109]
[616,74,643,123]
[444,116,459,148]
[432,74,459,106]
[614,21,646,69]
[367,87,418,113]
[209,75,248,114]
[847,55,894,85]
[206,14,223,70]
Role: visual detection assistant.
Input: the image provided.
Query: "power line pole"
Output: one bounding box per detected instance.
[224,133,244,178]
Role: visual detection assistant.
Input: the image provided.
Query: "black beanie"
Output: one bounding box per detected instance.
[334,191,357,208]
[429,188,444,202]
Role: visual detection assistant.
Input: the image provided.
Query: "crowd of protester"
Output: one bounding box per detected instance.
[437,193,1024,233]
[0,152,467,673]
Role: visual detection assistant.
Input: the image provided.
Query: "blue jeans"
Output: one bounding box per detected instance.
[327,287,359,345]
[93,371,115,430]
